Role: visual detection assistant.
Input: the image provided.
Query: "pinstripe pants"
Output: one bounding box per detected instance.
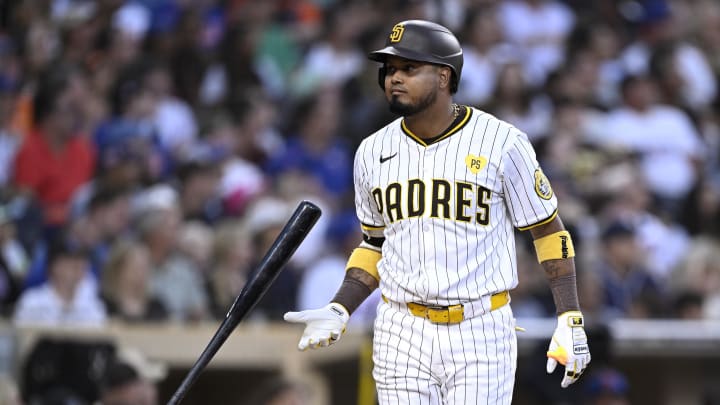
[372,301,517,405]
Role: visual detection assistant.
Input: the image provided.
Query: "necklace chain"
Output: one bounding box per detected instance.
[452,103,460,119]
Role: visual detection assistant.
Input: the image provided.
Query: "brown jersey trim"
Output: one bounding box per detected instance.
[401,105,472,147]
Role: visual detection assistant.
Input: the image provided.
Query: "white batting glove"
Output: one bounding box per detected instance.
[546,311,591,388]
[283,303,349,351]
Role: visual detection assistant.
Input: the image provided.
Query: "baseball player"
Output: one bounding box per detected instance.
[284,20,590,404]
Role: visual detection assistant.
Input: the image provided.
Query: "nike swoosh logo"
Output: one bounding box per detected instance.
[380,153,397,163]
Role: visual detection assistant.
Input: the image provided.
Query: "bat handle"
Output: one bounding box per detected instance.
[167,384,187,405]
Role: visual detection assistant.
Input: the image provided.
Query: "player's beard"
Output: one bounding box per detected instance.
[388,88,437,117]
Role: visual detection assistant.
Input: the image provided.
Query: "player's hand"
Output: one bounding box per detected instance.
[546,311,591,388]
[284,303,350,351]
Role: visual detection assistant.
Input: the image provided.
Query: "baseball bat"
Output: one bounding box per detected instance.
[167,200,322,405]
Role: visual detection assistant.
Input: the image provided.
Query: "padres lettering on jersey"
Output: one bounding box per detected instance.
[353,106,557,305]
[370,179,491,225]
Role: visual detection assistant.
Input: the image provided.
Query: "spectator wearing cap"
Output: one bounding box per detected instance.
[13,235,106,326]
[593,220,667,318]
[99,359,159,405]
[82,187,134,277]
[110,1,151,65]
[619,0,675,76]
[94,61,170,186]
[134,193,209,322]
[12,67,96,229]
[619,0,716,112]
[176,159,223,225]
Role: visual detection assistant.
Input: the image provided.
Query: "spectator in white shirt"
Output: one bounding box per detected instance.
[291,6,366,96]
[13,236,106,326]
[456,7,508,107]
[497,0,575,85]
[620,0,716,111]
[584,75,705,215]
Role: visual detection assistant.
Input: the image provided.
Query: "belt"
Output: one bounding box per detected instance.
[382,291,510,324]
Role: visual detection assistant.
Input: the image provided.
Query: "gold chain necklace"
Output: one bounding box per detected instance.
[452,103,461,119]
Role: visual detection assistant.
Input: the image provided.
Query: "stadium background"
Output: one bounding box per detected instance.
[0,0,719,404]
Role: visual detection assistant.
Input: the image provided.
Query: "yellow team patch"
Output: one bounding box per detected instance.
[389,23,404,42]
[534,169,553,200]
[465,154,487,174]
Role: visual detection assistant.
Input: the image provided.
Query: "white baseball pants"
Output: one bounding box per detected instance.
[372,301,517,404]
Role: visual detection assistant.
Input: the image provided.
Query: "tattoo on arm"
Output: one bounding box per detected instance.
[530,216,581,314]
[542,259,580,314]
[331,268,379,315]
[542,257,575,279]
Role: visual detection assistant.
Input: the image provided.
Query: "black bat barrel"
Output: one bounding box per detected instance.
[167,200,322,405]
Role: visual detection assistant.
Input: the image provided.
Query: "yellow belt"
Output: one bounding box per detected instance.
[382,291,510,324]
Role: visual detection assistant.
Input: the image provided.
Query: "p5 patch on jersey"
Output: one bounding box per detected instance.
[465,154,487,174]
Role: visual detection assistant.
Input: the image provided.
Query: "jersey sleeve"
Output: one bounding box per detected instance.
[353,140,385,246]
[501,130,558,230]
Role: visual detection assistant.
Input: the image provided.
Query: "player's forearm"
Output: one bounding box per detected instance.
[529,217,581,314]
[331,268,379,315]
[541,259,580,314]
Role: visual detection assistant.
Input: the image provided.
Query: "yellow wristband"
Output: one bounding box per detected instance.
[533,230,575,263]
[346,248,381,282]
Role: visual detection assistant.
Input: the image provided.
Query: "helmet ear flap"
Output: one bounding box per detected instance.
[377,66,387,90]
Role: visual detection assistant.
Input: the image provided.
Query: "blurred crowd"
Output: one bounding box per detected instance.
[0,0,718,341]
[0,0,718,403]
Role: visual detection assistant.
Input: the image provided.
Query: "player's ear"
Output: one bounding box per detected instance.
[438,66,451,90]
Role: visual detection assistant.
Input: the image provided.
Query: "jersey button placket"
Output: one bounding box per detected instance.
[418,146,431,300]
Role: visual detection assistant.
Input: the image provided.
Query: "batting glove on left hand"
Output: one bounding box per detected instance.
[284,303,349,351]
[546,311,591,388]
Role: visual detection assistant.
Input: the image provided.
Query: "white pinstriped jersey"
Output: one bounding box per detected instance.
[354,106,557,306]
